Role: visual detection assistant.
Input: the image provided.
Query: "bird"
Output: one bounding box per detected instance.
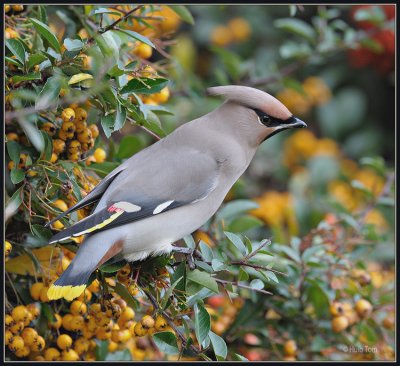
[46,85,307,301]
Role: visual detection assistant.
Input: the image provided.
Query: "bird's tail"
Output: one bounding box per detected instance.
[47,262,93,301]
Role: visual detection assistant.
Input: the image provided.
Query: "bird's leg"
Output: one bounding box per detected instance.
[171,245,204,270]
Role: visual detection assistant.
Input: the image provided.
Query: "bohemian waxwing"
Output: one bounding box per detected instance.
[47,85,307,301]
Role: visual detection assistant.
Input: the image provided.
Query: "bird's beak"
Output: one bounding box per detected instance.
[285,116,307,129]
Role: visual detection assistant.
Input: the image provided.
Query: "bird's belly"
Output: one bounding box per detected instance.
[120,192,224,262]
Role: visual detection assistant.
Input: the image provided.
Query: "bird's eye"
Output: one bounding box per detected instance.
[262,115,270,124]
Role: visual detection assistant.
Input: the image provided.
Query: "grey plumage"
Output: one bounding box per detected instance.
[47,85,307,300]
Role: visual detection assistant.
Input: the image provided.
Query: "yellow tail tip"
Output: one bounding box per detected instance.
[48,284,86,301]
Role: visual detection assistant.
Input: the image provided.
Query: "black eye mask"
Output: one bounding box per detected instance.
[253,108,297,128]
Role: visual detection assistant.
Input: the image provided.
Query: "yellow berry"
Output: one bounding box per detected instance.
[29,282,44,301]
[88,124,99,138]
[152,87,170,104]
[355,299,373,318]
[48,313,62,329]
[5,5,11,13]
[21,328,38,347]
[12,5,24,11]
[77,288,92,302]
[26,304,40,319]
[94,147,106,163]
[140,315,155,329]
[120,307,135,323]
[69,315,85,332]
[5,330,14,345]
[284,340,297,356]
[134,43,153,59]
[95,327,111,340]
[39,286,50,302]
[6,132,19,142]
[108,340,118,352]
[77,128,93,143]
[5,240,12,256]
[155,315,168,331]
[74,108,88,122]
[61,121,76,134]
[53,139,66,154]
[141,65,156,78]
[61,108,76,122]
[12,305,29,323]
[68,140,81,154]
[9,320,24,334]
[44,347,61,361]
[383,316,394,330]
[49,152,58,163]
[41,122,57,137]
[8,335,24,352]
[52,220,64,230]
[227,17,252,42]
[30,336,45,352]
[7,161,15,170]
[68,152,81,162]
[331,315,349,333]
[15,345,30,358]
[74,337,90,354]
[210,25,233,47]
[53,199,69,212]
[57,334,73,350]
[61,349,80,361]
[5,27,19,39]
[75,121,87,133]
[58,129,74,141]
[88,279,100,293]
[5,314,15,328]
[329,302,345,317]
[134,322,148,337]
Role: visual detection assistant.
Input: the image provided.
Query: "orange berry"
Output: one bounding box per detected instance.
[12,305,29,323]
[134,322,148,337]
[8,335,24,352]
[155,315,168,331]
[48,313,62,329]
[21,328,38,347]
[39,286,50,302]
[61,349,80,361]
[30,336,45,352]
[61,108,76,122]
[355,299,373,318]
[29,282,44,301]
[140,315,155,329]
[332,316,349,333]
[41,122,57,136]
[61,121,76,134]
[88,124,99,138]
[53,139,66,154]
[44,347,61,361]
[53,199,69,212]
[133,43,153,59]
[284,340,297,356]
[57,334,73,350]
[94,147,106,163]
[74,108,87,122]
[6,132,19,142]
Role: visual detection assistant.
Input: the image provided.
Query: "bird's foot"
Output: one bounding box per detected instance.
[171,246,203,270]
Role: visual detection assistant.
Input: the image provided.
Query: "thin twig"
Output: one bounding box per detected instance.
[230,261,288,277]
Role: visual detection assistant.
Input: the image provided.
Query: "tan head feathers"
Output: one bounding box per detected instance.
[207,85,292,120]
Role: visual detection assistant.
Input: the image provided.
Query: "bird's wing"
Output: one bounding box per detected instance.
[45,164,127,228]
[49,146,221,244]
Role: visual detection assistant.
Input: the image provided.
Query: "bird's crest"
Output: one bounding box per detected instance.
[207,85,292,120]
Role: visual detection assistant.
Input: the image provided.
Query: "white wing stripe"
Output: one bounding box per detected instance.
[153,200,174,214]
[114,201,141,212]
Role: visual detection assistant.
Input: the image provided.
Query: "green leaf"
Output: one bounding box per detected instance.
[120,77,169,95]
[199,241,213,262]
[187,269,218,293]
[274,18,316,43]
[27,53,48,70]
[194,303,210,345]
[95,340,108,361]
[7,141,21,163]
[305,284,330,317]
[152,332,179,355]
[6,56,22,67]
[224,231,248,256]
[228,215,264,233]
[115,29,155,48]
[114,282,139,310]
[6,39,26,65]
[105,350,132,361]
[183,235,196,249]
[115,105,127,131]
[10,168,25,184]
[101,113,115,138]
[40,131,53,161]
[211,259,226,272]
[5,186,23,222]
[217,199,259,221]
[85,161,120,177]
[38,5,48,23]
[30,18,61,53]
[63,38,84,51]
[12,72,41,83]
[31,225,52,240]
[169,5,195,25]
[35,76,62,110]
[209,331,227,360]
[250,279,264,290]
[90,7,123,16]
[116,135,145,159]
[232,353,249,361]
[100,261,126,273]
[96,31,120,67]
[160,276,183,311]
